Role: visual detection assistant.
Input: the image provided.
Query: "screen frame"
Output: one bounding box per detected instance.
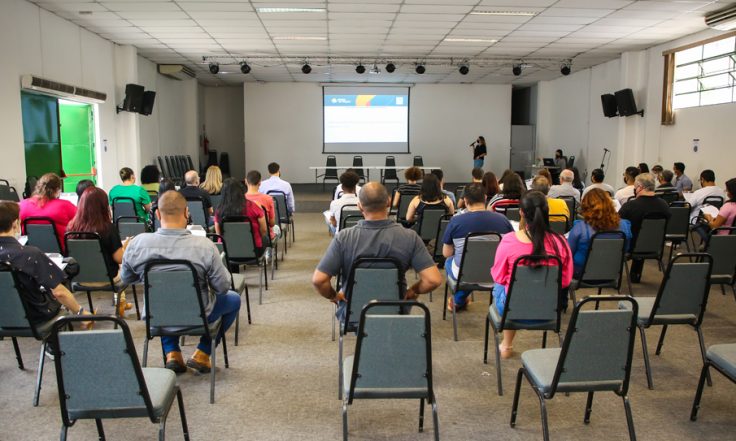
[321,85,411,154]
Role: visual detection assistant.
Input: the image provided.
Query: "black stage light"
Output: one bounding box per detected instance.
[561,64,571,76]
[386,62,396,73]
[240,62,251,74]
[415,64,425,74]
[209,63,219,74]
[356,64,366,74]
[302,63,311,74]
[459,65,469,75]
[512,64,522,76]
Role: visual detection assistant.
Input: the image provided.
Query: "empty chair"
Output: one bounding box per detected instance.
[112,197,138,222]
[321,155,340,191]
[186,197,209,230]
[624,214,668,295]
[666,201,691,261]
[566,155,575,168]
[268,190,295,245]
[142,260,230,404]
[381,156,400,186]
[619,253,713,389]
[704,227,736,297]
[157,156,169,179]
[342,300,439,441]
[568,231,627,305]
[415,205,448,243]
[50,315,190,441]
[23,217,62,254]
[352,156,365,183]
[413,156,424,167]
[222,217,268,303]
[116,216,146,239]
[0,183,20,202]
[691,342,736,421]
[444,232,501,341]
[511,296,638,441]
[484,255,563,396]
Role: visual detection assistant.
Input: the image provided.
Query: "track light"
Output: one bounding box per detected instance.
[459,65,469,75]
[560,63,571,76]
[209,63,219,74]
[302,63,311,74]
[240,62,251,74]
[385,62,396,73]
[512,64,522,76]
[415,64,426,74]
[356,64,366,74]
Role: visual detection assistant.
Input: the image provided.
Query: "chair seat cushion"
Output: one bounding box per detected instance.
[711,274,734,285]
[618,297,696,325]
[488,304,557,331]
[521,348,561,394]
[72,281,127,293]
[0,315,62,339]
[142,368,178,418]
[707,344,736,380]
[448,276,494,293]
[231,273,246,294]
[342,355,428,399]
[150,318,221,337]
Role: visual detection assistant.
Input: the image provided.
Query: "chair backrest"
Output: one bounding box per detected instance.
[186,197,208,229]
[704,195,724,209]
[221,217,259,261]
[64,232,113,284]
[649,253,712,325]
[325,155,338,179]
[157,157,169,178]
[454,186,465,202]
[706,228,736,283]
[342,214,364,230]
[413,156,423,167]
[567,155,575,168]
[143,259,209,331]
[115,216,146,239]
[416,204,448,241]
[433,215,452,261]
[347,301,432,402]
[666,202,691,237]
[344,257,404,329]
[560,196,576,221]
[112,197,138,221]
[551,296,637,396]
[384,156,398,180]
[51,316,156,426]
[504,207,521,222]
[23,217,61,254]
[549,214,569,234]
[502,255,562,327]
[151,207,161,231]
[579,231,626,283]
[339,204,360,230]
[0,184,20,202]
[268,190,290,222]
[396,191,419,221]
[209,194,223,212]
[457,232,502,287]
[0,264,37,333]
[352,156,364,178]
[631,215,667,257]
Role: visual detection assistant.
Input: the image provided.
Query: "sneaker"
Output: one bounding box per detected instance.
[186,349,212,374]
[165,351,187,374]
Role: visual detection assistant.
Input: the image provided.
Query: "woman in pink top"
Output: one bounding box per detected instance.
[19,173,77,252]
[490,191,573,359]
[702,177,736,235]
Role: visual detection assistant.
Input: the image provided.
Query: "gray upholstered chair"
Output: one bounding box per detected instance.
[0,263,61,407]
[413,155,424,167]
[112,196,138,222]
[483,255,563,396]
[209,194,223,212]
[185,197,209,230]
[443,232,502,342]
[381,156,399,186]
[549,214,569,234]
[341,214,364,230]
[65,232,140,319]
[338,257,404,399]
[268,190,295,245]
[0,183,20,202]
[568,230,627,305]
[504,207,521,222]
[432,215,452,266]
[320,155,340,191]
[352,156,365,183]
[559,196,577,224]
[23,216,62,254]
[691,342,736,421]
[342,301,439,441]
[222,217,268,303]
[115,216,146,238]
[50,315,190,441]
[665,201,691,261]
[703,227,736,298]
[625,213,668,295]
[619,253,713,389]
[338,204,361,231]
[395,191,420,224]
[142,259,230,404]
[511,296,638,441]
[415,204,448,243]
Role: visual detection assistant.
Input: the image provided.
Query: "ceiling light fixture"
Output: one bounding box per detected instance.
[415,64,426,74]
[302,63,312,74]
[385,62,396,73]
[459,65,469,75]
[209,63,219,74]
[560,61,571,76]
[444,38,498,43]
[240,62,251,74]
[512,64,523,76]
[355,64,366,74]
[273,36,327,41]
[470,10,537,16]
[257,7,326,13]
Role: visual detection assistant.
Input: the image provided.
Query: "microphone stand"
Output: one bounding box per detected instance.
[599,148,611,175]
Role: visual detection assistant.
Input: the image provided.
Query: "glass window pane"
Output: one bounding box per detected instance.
[675,63,700,80]
[674,78,699,94]
[701,56,733,76]
[700,73,732,90]
[674,92,700,109]
[677,45,703,65]
[703,36,735,58]
[700,88,733,106]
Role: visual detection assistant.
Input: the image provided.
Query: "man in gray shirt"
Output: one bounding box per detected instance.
[549,169,581,203]
[121,191,240,374]
[312,182,442,320]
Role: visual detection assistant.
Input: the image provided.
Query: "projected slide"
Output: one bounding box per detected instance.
[323,86,409,153]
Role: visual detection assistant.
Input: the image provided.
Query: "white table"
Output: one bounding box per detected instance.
[308,165,441,183]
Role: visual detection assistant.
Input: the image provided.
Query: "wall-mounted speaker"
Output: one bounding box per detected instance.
[140,91,156,115]
[601,94,618,118]
[614,88,644,117]
[121,84,144,113]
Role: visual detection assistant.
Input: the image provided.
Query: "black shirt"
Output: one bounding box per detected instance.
[99,228,123,278]
[473,143,487,159]
[619,195,671,241]
[179,185,213,213]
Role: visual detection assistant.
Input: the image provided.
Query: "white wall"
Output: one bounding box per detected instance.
[202,86,245,179]
[244,83,511,183]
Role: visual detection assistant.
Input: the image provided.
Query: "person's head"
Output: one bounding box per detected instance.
[559,169,574,184]
[634,173,656,196]
[201,165,223,194]
[33,173,63,205]
[158,178,176,194]
[725,178,736,201]
[358,182,390,218]
[462,183,486,208]
[184,170,200,187]
[430,169,445,188]
[119,167,135,183]
[501,173,524,199]
[481,172,499,198]
[267,162,280,176]
[140,165,160,185]
[404,166,423,183]
[245,170,262,188]
[660,169,674,184]
[581,189,620,232]
[67,187,112,234]
[156,190,188,229]
[624,166,640,185]
[591,168,605,184]
[471,167,484,182]
[531,176,550,195]
[477,136,486,146]
[699,169,716,186]
[673,162,685,176]
[420,174,443,202]
[75,179,95,199]
[638,163,650,174]
[520,191,558,256]
[499,169,515,185]
[570,167,583,186]
[0,201,21,237]
[651,165,663,175]
[555,149,563,159]
[537,168,552,183]
[339,171,360,194]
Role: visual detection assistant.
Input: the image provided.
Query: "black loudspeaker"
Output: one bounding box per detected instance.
[614,88,642,117]
[601,94,618,117]
[139,91,156,115]
[122,84,144,112]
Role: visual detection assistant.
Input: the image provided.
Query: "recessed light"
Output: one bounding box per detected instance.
[470,10,537,16]
[273,36,327,41]
[257,7,326,13]
[444,38,498,43]
[78,10,93,15]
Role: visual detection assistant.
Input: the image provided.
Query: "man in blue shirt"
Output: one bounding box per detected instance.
[259,162,296,214]
[442,183,514,310]
[673,162,693,193]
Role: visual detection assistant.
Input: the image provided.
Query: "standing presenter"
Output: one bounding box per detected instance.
[471,136,487,169]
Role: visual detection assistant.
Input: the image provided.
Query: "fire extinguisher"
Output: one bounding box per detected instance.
[201,125,209,155]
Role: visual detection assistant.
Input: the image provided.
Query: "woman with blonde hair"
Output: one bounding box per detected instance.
[19,173,76,251]
[200,165,223,195]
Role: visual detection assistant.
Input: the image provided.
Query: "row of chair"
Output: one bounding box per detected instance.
[157,155,195,185]
[319,155,425,190]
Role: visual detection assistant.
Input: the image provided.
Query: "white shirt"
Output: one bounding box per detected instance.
[329,193,360,232]
[684,185,726,221]
[333,184,362,200]
[582,183,615,197]
[615,185,635,206]
[549,182,581,203]
[259,175,295,213]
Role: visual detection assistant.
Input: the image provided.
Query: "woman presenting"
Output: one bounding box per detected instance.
[471,136,487,169]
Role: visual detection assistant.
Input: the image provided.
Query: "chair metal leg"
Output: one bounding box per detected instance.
[538,392,550,441]
[176,389,190,441]
[542,331,548,348]
[442,283,448,320]
[493,329,503,396]
[142,338,149,367]
[258,265,263,305]
[210,338,217,404]
[451,300,458,342]
[95,418,105,441]
[569,286,577,306]
[622,395,637,441]
[338,333,345,400]
[244,283,252,325]
[262,259,268,291]
[655,325,668,355]
[158,416,166,441]
[33,342,46,407]
[690,363,710,421]
[625,260,634,296]
[418,398,425,432]
[291,219,295,243]
[60,425,68,441]
[584,391,594,424]
[132,285,141,320]
[11,337,24,370]
[695,327,712,387]
[86,291,94,311]
[483,315,490,364]
[638,325,654,389]
[331,305,336,342]
[222,335,229,369]
[431,397,440,441]
[510,368,525,427]
[429,290,432,302]
[342,400,349,441]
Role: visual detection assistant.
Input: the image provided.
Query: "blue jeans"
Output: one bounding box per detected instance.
[161,290,241,355]
[473,158,484,169]
[445,258,471,307]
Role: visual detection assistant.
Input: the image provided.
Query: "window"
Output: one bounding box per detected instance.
[672,36,736,109]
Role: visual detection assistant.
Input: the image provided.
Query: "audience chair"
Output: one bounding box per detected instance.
[151,207,161,232]
[413,156,424,167]
[185,197,209,230]
[704,227,736,299]
[112,197,139,222]
[559,196,577,223]
[157,157,169,179]
[23,176,38,199]
[268,190,295,245]
[511,296,638,441]
[381,156,400,186]
[491,200,520,217]
[65,232,140,319]
[624,213,668,295]
[655,189,680,204]
[666,201,692,261]
[115,216,146,239]
[50,315,190,441]
[23,216,62,254]
[444,232,502,342]
[340,214,364,231]
[432,215,453,267]
[566,155,575,168]
[703,195,724,209]
[0,183,20,202]
[454,186,465,203]
[342,300,439,441]
[209,194,223,212]
[549,214,570,235]
[619,253,713,389]
[142,259,230,404]
[352,156,366,184]
[147,190,158,204]
[691,342,736,421]
[321,155,340,192]
[484,255,563,396]
[0,263,61,407]
[394,190,420,225]
[222,217,269,304]
[259,205,278,279]
[568,231,626,306]
[338,204,361,231]
[415,205,448,244]
[337,257,404,400]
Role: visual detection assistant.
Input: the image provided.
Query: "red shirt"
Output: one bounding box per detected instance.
[19,197,77,252]
[214,200,264,248]
[246,192,276,239]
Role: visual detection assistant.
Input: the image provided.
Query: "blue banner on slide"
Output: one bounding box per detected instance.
[324,95,408,107]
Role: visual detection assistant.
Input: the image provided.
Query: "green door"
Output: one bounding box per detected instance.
[21,92,63,184]
[59,100,96,191]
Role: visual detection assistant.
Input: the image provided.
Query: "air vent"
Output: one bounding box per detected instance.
[20,75,106,104]
[705,4,736,31]
[75,87,107,102]
[158,64,197,80]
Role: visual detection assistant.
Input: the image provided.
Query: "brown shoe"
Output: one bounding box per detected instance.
[116,301,133,318]
[186,349,212,374]
[165,351,187,374]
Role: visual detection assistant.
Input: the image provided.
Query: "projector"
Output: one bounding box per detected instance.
[369,64,381,74]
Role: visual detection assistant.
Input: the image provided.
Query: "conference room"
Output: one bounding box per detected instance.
[2,0,736,440]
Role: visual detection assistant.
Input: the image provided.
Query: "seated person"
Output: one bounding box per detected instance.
[651,165,664,185]
[333,168,362,200]
[121,191,241,373]
[530,175,569,220]
[567,189,632,277]
[458,170,497,210]
[328,171,361,234]
[108,167,152,223]
[245,170,280,240]
[614,166,639,206]
[406,174,455,225]
[548,169,580,203]
[673,162,693,193]
[75,179,95,200]
[684,169,726,221]
[491,191,573,359]
[259,162,295,214]
[200,165,223,196]
[657,169,676,189]
[179,170,214,223]
[140,165,161,194]
[700,178,736,238]
[582,168,614,197]
[19,173,77,252]
[571,167,585,195]
[443,183,513,310]
[488,173,524,212]
[214,178,267,255]
[392,166,423,208]
[471,167,484,183]
[431,169,456,205]
[150,179,176,220]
